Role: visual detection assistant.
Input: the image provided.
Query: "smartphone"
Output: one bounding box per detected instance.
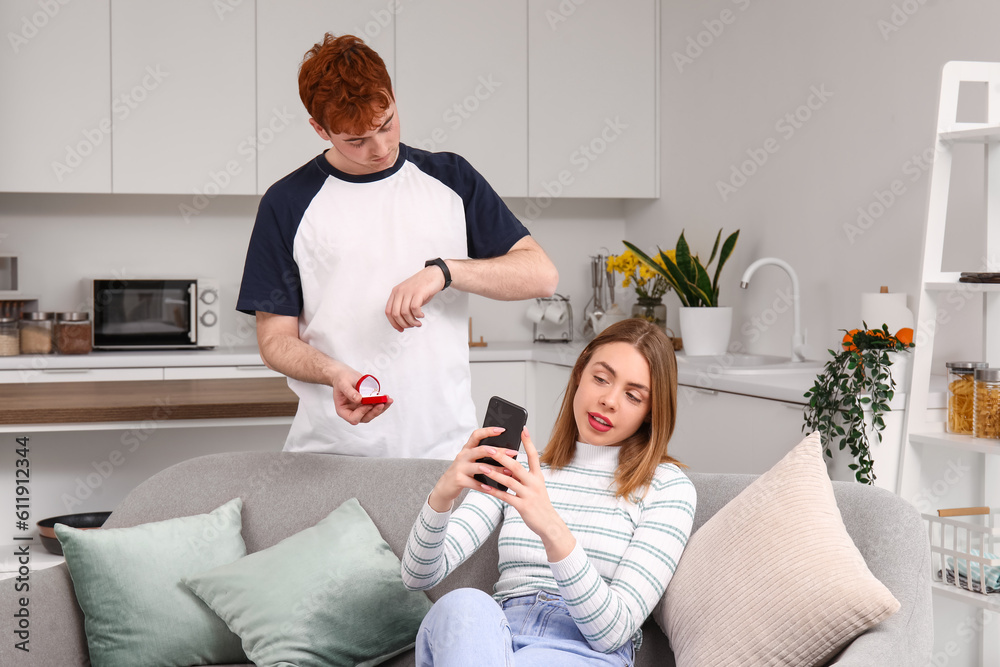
[474,396,528,492]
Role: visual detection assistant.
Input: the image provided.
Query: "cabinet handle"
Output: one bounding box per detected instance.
[692,388,718,396]
[235,365,267,371]
[41,368,91,374]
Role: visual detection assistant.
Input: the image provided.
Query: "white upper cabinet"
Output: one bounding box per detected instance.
[396,1,528,197]
[1,2,658,199]
[110,0,256,195]
[256,1,396,193]
[528,0,659,199]
[0,0,111,193]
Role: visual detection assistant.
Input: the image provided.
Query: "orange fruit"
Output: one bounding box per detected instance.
[842,329,859,351]
[896,327,914,347]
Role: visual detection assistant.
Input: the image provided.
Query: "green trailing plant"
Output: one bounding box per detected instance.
[623,228,739,307]
[802,324,914,484]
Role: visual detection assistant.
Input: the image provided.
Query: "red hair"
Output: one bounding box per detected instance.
[298,34,394,135]
[541,318,681,500]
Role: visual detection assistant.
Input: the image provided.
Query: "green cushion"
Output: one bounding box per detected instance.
[55,498,247,667]
[183,497,433,667]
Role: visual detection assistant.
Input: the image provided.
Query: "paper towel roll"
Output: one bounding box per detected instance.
[860,292,914,334]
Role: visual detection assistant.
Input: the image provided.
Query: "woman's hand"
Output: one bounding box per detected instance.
[427,427,518,513]
[475,428,577,562]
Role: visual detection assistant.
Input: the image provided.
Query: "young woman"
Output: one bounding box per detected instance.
[401,318,697,666]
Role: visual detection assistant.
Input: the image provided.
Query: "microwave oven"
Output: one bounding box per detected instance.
[89,278,220,350]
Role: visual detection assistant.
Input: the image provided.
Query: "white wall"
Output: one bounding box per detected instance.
[627,0,997,370]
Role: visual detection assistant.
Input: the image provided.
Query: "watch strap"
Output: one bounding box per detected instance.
[425,257,452,290]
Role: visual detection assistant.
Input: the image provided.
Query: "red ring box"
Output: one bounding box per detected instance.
[355,374,388,404]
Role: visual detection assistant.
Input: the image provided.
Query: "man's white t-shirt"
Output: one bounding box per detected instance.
[237,144,529,459]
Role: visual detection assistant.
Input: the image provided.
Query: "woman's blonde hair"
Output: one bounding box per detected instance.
[540,318,680,499]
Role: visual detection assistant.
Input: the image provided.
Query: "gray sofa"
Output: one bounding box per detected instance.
[0,451,933,666]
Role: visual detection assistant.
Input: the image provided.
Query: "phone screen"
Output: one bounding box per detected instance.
[474,396,528,492]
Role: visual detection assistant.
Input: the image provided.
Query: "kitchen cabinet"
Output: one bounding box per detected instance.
[533,361,572,449]
[669,386,806,474]
[0,0,111,193]
[528,0,659,199]
[255,0,396,192]
[396,1,527,196]
[110,0,256,194]
[470,361,530,436]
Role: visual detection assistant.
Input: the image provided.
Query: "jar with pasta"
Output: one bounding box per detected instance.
[974,368,1000,440]
[19,312,53,355]
[0,317,19,356]
[946,362,986,435]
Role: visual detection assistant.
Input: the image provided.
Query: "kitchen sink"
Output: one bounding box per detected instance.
[675,353,824,375]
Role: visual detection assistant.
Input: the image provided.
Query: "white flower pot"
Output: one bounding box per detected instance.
[678,306,733,356]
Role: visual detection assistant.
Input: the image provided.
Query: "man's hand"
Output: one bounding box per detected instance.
[331,367,393,425]
[256,312,393,426]
[384,264,447,332]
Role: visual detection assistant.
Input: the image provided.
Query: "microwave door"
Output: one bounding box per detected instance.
[92,279,195,349]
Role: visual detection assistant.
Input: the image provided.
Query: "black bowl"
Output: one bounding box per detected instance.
[37,512,112,556]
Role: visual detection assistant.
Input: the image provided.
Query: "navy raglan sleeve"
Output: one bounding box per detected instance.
[457,157,530,259]
[236,191,304,317]
[406,147,529,259]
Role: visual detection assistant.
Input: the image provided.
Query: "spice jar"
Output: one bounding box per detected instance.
[973,367,1000,440]
[0,317,19,356]
[946,362,987,435]
[54,312,92,355]
[19,312,53,355]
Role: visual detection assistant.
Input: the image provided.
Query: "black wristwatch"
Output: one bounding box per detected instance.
[425,258,452,290]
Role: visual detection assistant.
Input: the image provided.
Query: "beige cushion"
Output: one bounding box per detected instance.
[658,431,900,666]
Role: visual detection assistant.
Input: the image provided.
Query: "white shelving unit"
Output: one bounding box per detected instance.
[899,61,1000,666]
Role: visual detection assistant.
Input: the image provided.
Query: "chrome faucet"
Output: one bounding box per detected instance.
[740,258,807,362]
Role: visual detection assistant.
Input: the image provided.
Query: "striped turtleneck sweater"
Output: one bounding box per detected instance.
[400,441,696,653]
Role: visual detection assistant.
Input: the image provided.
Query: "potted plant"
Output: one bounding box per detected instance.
[624,228,739,355]
[803,324,915,484]
[605,248,670,331]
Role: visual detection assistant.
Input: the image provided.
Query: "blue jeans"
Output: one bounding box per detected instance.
[415,588,635,667]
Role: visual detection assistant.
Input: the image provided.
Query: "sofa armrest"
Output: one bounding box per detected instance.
[0,563,89,666]
[827,513,935,667]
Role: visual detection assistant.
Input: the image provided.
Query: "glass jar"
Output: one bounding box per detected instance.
[54,312,93,355]
[631,296,667,332]
[19,312,53,355]
[946,362,987,435]
[0,317,19,356]
[973,367,1000,440]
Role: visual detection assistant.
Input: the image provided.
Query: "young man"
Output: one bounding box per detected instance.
[237,34,558,459]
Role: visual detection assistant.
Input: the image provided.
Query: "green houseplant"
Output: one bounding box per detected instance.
[803,324,914,484]
[625,229,740,355]
[623,228,740,307]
